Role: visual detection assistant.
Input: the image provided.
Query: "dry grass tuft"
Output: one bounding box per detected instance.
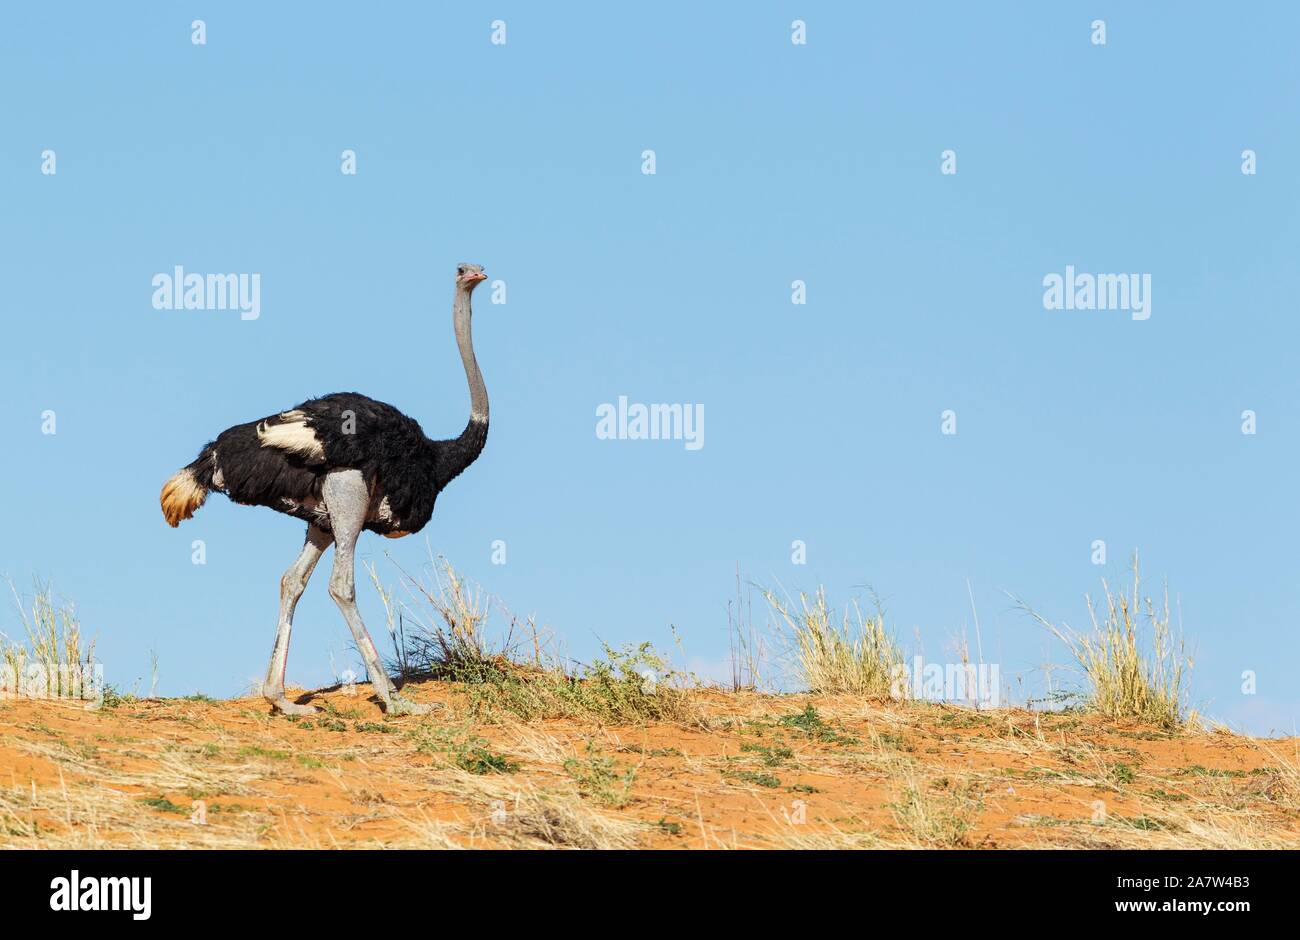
[1016,554,1192,731]
[2,579,98,703]
[370,554,695,725]
[890,770,984,847]
[763,587,904,698]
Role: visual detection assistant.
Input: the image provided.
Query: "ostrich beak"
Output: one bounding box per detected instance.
[467,271,488,283]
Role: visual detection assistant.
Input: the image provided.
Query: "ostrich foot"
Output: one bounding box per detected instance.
[383,694,434,717]
[268,697,319,717]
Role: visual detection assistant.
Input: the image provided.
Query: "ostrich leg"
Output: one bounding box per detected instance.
[322,469,431,716]
[263,524,332,716]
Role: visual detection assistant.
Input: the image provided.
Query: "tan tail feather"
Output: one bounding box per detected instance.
[160,469,208,527]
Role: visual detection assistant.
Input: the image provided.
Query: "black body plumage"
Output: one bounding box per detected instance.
[183,392,487,536]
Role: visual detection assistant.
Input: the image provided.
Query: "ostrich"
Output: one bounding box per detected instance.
[159,262,491,716]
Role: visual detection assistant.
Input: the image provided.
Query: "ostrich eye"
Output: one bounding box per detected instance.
[457,266,465,275]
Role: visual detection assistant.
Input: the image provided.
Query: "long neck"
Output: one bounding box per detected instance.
[435,287,489,487]
[455,287,488,423]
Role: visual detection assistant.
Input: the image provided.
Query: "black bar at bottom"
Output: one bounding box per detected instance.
[0,849,1278,925]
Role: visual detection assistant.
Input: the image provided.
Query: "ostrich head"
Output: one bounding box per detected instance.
[456,263,488,290]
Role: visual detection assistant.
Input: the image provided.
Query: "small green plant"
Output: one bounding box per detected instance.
[353,721,397,734]
[1121,815,1172,832]
[725,769,782,789]
[778,705,859,744]
[411,725,519,775]
[455,741,520,775]
[876,731,915,752]
[564,743,636,807]
[296,704,349,732]
[740,742,793,766]
[321,701,362,720]
[655,817,683,836]
[140,795,188,815]
[780,705,825,734]
[1147,788,1188,802]
[618,744,682,757]
[238,746,289,761]
[1178,765,1245,779]
[99,685,136,710]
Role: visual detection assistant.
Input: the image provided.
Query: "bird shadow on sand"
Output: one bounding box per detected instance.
[285,677,434,712]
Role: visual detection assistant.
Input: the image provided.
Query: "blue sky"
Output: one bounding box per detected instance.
[1,3,1296,734]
